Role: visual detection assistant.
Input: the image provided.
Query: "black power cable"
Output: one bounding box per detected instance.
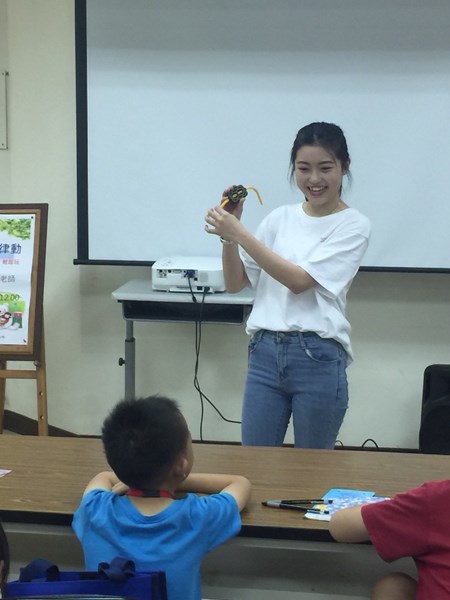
[187,276,241,440]
[361,438,379,449]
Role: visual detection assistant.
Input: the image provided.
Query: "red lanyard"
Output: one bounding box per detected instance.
[126,488,174,499]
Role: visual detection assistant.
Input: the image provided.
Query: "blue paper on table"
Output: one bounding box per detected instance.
[304,488,389,521]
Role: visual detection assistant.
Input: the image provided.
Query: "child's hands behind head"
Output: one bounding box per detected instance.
[177,473,251,512]
[112,481,129,496]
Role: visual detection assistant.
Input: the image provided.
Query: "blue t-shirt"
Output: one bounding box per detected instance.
[72,489,241,600]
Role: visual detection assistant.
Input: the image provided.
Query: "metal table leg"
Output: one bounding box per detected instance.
[122,320,135,401]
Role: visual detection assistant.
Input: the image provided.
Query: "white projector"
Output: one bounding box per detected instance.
[152,256,225,293]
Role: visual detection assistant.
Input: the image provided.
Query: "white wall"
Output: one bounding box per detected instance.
[0,0,9,194]
[2,0,449,449]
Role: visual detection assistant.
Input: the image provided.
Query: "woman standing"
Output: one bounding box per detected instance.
[205,122,370,448]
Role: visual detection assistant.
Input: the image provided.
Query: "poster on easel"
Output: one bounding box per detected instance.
[0,204,48,360]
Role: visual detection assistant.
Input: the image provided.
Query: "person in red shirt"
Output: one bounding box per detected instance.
[329,480,450,599]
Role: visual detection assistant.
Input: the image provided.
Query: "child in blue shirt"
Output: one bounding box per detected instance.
[72,395,251,600]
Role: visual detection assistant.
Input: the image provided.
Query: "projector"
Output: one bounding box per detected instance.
[152,256,225,293]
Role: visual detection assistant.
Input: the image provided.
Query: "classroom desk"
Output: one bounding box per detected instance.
[112,279,254,401]
[2,436,450,534]
[2,437,448,599]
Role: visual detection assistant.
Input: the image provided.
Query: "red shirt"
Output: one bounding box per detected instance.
[362,480,450,600]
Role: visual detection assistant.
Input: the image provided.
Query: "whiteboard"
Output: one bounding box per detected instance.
[76,0,450,270]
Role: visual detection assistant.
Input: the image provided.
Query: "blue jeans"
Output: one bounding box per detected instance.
[241,330,348,448]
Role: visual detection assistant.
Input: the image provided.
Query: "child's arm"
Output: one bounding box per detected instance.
[82,471,121,497]
[329,505,370,543]
[177,473,251,511]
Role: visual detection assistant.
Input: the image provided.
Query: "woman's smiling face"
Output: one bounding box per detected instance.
[294,144,347,215]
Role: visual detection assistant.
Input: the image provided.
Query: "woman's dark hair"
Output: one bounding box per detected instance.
[102,395,189,489]
[0,519,10,593]
[289,122,351,182]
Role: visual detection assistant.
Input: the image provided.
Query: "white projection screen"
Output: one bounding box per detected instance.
[75,0,450,271]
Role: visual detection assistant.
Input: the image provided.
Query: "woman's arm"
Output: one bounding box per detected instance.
[237,228,317,295]
[206,205,316,295]
[221,243,250,292]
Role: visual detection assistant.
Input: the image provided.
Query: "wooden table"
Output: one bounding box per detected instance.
[2,436,450,540]
[3,436,449,598]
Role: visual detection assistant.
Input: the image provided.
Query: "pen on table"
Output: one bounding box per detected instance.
[263,498,333,505]
[262,500,330,514]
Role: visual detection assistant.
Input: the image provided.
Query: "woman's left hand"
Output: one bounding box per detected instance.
[204,205,242,243]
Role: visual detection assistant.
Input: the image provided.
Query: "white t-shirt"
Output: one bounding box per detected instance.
[241,203,371,362]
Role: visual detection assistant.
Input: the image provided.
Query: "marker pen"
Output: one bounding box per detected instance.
[262,500,329,514]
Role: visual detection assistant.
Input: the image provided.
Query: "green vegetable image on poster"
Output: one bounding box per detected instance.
[0,218,32,240]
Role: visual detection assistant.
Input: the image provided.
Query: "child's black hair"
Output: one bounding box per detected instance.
[102,395,189,489]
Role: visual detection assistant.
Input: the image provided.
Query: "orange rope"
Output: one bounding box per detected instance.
[219,186,263,209]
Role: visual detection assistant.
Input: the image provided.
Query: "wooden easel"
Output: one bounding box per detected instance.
[0,204,48,435]
[0,325,48,435]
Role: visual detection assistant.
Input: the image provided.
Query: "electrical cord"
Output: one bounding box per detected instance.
[361,438,379,449]
[187,276,241,440]
[335,438,380,449]
[187,275,198,303]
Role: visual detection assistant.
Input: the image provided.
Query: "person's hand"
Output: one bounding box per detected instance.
[112,481,129,496]
[204,204,245,243]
